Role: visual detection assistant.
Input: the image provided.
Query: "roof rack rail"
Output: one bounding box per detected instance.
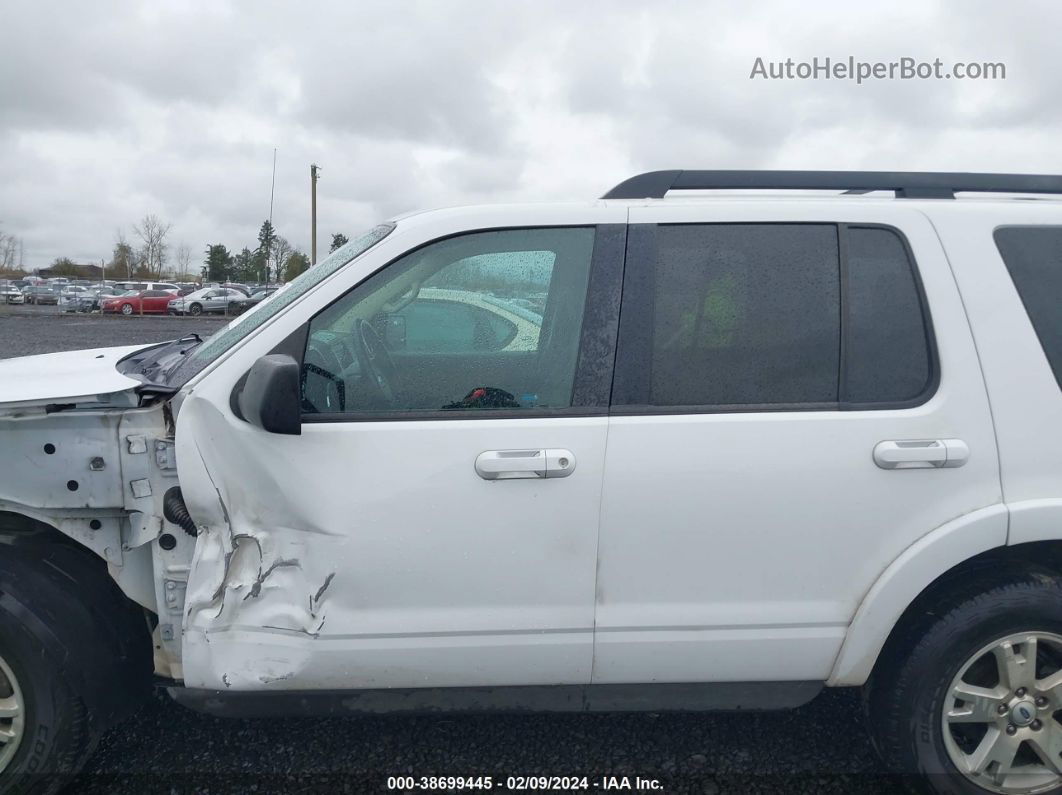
[601,170,1062,200]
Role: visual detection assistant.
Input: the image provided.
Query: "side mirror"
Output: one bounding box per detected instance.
[237,354,302,435]
[382,313,407,350]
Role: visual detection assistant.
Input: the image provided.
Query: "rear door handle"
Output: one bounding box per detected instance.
[873,439,969,470]
[475,449,576,480]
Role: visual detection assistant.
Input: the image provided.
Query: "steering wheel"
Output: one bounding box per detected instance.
[302,337,345,413]
[353,318,402,408]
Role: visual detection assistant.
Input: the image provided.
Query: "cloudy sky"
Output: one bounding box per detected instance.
[1,0,1059,270]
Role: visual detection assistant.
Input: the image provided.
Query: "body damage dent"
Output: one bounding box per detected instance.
[178,396,341,689]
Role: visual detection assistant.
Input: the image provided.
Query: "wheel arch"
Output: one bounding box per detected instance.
[0,510,154,729]
[828,504,1008,685]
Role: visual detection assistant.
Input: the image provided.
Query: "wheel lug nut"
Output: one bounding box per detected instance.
[1037,696,1049,708]
[1016,688,1027,697]
[1006,724,1018,735]
[998,704,1009,714]
[1032,719,1043,731]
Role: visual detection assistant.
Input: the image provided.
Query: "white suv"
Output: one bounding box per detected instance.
[1,170,1061,794]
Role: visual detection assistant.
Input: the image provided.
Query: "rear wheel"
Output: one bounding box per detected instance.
[868,570,1062,794]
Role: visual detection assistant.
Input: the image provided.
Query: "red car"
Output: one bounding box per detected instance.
[101,289,177,315]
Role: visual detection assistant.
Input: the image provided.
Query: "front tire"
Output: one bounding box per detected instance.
[868,569,1062,794]
[120,303,133,316]
[188,303,202,316]
[0,577,96,793]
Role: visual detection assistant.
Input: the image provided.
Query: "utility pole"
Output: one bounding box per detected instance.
[310,163,320,265]
[269,148,277,225]
[267,148,277,283]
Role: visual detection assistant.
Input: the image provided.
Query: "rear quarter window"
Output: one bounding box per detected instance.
[995,226,1062,391]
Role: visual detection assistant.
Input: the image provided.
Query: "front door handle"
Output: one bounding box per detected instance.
[873,439,969,470]
[475,449,576,480]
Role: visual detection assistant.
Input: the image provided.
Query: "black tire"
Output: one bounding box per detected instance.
[0,575,94,794]
[0,538,151,794]
[188,303,202,316]
[866,567,1062,794]
[120,303,133,316]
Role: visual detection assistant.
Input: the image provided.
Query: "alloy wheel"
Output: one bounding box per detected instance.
[0,654,25,775]
[943,631,1062,793]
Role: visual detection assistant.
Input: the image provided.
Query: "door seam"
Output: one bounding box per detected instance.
[919,209,1008,541]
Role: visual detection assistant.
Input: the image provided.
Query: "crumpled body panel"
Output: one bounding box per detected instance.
[177,395,340,689]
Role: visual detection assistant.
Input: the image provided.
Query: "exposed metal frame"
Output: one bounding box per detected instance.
[601,170,1062,200]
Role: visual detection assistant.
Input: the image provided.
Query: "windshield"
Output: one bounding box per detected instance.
[164,222,395,386]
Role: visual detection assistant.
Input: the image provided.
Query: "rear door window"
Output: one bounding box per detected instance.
[614,222,936,411]
[644,223,841,406]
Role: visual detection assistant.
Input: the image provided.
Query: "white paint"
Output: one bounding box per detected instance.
[1,193,1060,701]
[0,344,149,407]
[926,202,1062,533]
[177,202,626,690]
[592,202,1002,685]
[828,504,1007,685]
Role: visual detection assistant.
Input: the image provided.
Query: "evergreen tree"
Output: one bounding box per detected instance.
[330,233,348,253]
[256,220,277,281]
[230,247,256,282]
[204,244,233,282]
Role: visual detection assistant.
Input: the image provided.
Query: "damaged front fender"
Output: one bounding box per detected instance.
[177,395,340,689]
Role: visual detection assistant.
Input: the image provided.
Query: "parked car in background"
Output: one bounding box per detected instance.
[0,284,24,304]
[168,287,246,315]
[111,281,180,294]
[101,289,176,315]
[63,287,118,313]
[21,285,59,305]
[226,287,277,315]
[57,285,90,311]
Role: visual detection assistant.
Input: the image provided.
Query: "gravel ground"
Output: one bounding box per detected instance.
[0,305,896,793]
[0,303,226,358]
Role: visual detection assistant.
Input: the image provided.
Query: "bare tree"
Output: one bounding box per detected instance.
[112,229,136,279]
[175,243,192,279]
[132,214,172,278]
[269,236,292,284]
[0,223,22,270]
